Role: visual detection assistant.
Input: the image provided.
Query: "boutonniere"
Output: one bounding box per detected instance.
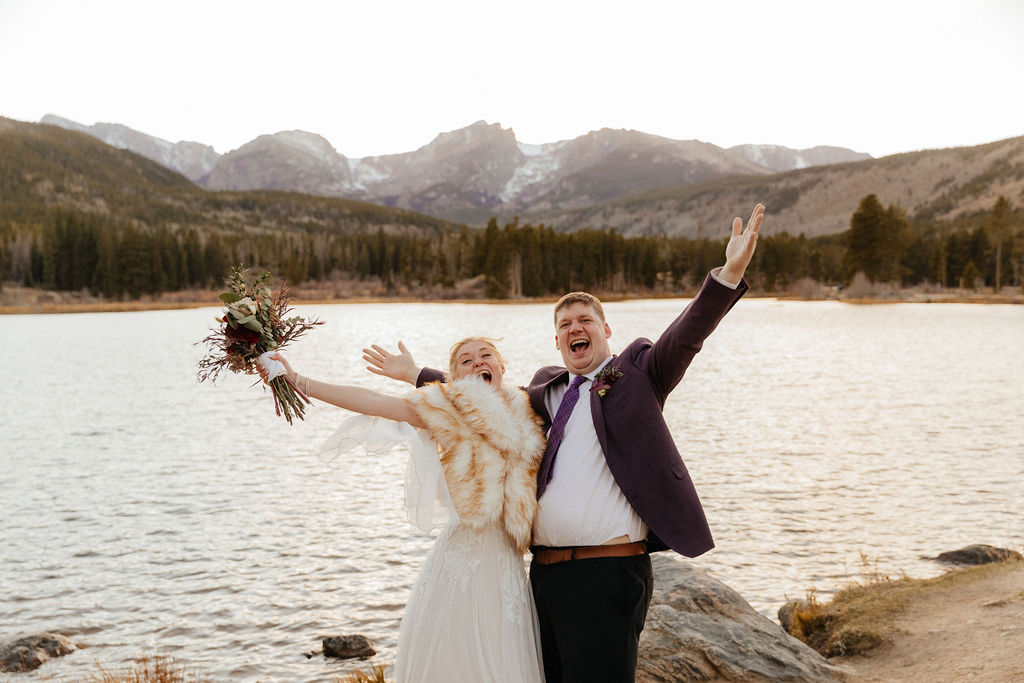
[590,364,623,397]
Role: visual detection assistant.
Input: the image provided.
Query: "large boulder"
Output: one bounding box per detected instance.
[638,555,850,682]
[0,633,76,673]
[934,544,1023,566]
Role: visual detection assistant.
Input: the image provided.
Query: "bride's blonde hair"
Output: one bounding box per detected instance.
[448,337,505,377]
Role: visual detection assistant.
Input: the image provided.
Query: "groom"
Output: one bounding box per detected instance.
[366,203,764,682]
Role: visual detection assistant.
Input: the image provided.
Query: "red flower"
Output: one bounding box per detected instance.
[224,323,260,344]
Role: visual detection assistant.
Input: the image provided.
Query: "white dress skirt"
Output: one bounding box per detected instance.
[395,522,544,682]
[321,415,545,683]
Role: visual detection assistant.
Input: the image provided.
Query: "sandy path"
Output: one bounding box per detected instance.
[834,561,1024,682]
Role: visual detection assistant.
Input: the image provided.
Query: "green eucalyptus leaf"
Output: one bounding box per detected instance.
[243,318,264,332]
[219,292,242,304]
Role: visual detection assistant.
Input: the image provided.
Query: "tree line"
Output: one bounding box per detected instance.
[843,194,1022,291]
[1,196,1020,299]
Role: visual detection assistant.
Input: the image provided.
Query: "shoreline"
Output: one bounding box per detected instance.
[3,285,1022,315]
[11,558,1020,681]
[824,558,1024,681]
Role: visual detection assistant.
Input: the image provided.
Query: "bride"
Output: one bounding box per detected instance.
[260,338,546,683]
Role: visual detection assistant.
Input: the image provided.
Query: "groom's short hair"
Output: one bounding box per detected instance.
[553,291,606,325]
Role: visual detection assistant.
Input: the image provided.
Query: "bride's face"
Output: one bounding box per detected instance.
[451,340,505,388]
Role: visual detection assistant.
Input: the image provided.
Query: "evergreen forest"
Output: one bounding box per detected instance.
[2,195,1021,300]
[1,118,1022,300]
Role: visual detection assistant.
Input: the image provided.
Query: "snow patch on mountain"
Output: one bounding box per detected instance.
[729,143,870,172]
[273,130,344,163]
[500,141,569,200]
[347,157,391,189]
[517,142,546,157]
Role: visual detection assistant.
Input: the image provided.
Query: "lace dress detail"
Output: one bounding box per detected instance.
[441,526,484,592]
[500,545,526,626]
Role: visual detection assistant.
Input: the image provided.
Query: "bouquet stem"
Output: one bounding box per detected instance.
[270,375,312,424]
[284,375,311,403]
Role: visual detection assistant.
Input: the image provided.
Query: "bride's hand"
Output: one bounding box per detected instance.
[362,341,419,385]
[257,352,295,384]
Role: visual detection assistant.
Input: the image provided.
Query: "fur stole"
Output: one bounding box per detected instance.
[409,377,545,552]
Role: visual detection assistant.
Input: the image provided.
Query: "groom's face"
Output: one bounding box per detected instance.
[555,302,612,376]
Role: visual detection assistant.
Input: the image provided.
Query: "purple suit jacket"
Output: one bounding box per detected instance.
[417,273,747,558]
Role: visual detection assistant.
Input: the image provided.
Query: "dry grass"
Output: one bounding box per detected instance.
[784,554,1024,658]
[87,656,206,683]
[336,663,389,682]
[84,656,390,682]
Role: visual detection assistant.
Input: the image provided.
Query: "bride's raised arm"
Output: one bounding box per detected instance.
[259,352,424,428]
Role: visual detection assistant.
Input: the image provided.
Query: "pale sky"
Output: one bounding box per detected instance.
[2,0,1023,159]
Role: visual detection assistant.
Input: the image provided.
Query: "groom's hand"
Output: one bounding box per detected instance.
[362,341,420,385]
[719,203,765,285]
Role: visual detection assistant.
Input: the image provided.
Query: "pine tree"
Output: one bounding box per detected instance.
[118,225,151,298]
[182,229,204,287]
[988,196,1011,291]
[481,218,508,298]
[203,233,230,288]
[94,225,119,297]
[843,195,908,284]
[961,261,980,290]
[844,195,885,282]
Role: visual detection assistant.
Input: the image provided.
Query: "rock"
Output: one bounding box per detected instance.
[0,633,76,673]
[322,635,376,659]
[778,600,805,633]
[935,545,1023,566]
[638,556,850,682]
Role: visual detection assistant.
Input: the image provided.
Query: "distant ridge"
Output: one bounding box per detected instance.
[40,115,870,226]
[41,114,220,183]
[27,115,1024,239]
[1,117,458,237]
[534,135,1024,237]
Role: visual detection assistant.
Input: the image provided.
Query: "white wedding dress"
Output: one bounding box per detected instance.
[321,415,545,683]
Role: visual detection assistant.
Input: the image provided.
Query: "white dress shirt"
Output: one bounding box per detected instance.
[532,358,648,547]
[532,270,738,547]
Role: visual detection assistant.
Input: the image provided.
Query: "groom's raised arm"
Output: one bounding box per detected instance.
[645,204,764,399]
[362,341,444,387]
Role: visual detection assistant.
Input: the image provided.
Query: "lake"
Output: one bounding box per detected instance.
[2,298,1022,681]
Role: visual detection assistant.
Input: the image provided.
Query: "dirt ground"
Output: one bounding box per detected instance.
[834,560,1024,682]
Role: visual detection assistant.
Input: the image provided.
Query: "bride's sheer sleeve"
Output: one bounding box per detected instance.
[318,413,455,533]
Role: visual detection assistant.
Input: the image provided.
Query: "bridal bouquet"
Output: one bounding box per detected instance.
[197,266,322,423]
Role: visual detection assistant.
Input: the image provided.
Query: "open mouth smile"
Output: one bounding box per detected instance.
[477,370,493,383]
[569,339,590,356]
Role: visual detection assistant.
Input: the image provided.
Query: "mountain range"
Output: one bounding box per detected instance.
[30,115,1024,238]
[40,115,870,225]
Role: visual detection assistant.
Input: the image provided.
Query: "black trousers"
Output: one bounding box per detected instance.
[529,553,653,683]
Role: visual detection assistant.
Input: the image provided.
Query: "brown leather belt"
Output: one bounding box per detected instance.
[531,540,648,565]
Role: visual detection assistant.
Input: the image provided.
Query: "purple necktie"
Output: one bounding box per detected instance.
[537,374,587,498]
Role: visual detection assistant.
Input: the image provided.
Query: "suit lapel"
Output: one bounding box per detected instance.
[590,387,609,458]
[589,354,617,459]
[530,369,569,425]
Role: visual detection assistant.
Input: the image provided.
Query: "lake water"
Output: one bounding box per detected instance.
[2,298,1022,681]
